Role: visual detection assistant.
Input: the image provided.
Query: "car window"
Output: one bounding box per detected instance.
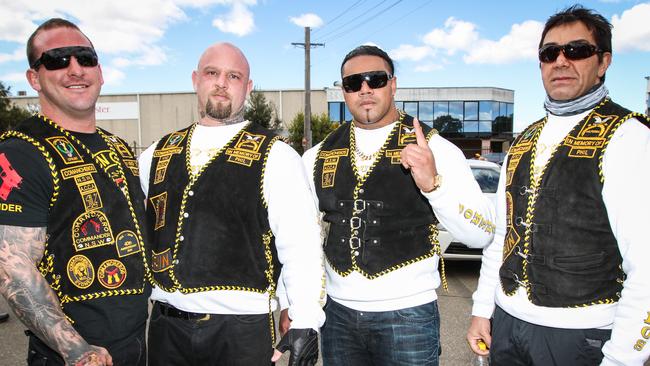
[472,167,499,193]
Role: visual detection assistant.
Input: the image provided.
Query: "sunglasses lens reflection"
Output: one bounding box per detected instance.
[342,71,391,93]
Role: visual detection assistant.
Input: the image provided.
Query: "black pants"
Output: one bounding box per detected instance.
[148,301,274,366]
[26,327,146,366]
[490,306,611,366]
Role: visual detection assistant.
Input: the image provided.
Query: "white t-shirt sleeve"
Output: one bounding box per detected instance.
[137,141,158,197]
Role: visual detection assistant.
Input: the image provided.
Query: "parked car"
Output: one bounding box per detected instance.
[438,159,500,260]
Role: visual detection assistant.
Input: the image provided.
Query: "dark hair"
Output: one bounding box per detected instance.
[340,45,395,76]
[26,18,94,67]
[539,4,612,62]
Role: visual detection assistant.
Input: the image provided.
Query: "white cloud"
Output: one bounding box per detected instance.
[0,72,26,82]
[389,44,435,62]
[290,13,323,28]
[464,20,543,64]
[101,66,126,86]
[414,63,443,72]
[612,3,650,52]
[422,17,479,55]
[212,2,255,36]
[0,48,25,63]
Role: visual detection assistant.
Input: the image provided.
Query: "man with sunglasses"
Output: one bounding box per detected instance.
[468,5,650,365]
[0,18,150,366]
[284,45,494,365]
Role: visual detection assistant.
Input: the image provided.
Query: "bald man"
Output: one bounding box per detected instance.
[138,43,324,365]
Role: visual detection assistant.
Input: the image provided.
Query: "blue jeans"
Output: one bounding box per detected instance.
[321,298,440,366]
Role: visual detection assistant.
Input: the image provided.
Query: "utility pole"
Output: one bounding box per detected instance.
[292,27,324,150]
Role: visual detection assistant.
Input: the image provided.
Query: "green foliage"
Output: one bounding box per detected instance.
[0,82,31,133]
[287,112,338,154]
[244,90,280,129]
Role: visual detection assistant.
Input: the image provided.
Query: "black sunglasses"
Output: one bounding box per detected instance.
[31,46,98,71]
[342,71,393,93]
[538,41,604,63]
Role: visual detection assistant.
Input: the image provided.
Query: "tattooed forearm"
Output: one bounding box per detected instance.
[0,225,103,364]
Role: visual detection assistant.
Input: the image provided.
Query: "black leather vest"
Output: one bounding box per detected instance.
[146,122,281,294]
[314,114,440,278]
[500,99,650,307]
[2,115,149,308]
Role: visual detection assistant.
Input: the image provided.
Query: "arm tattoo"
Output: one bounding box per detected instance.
[0,225,98,364]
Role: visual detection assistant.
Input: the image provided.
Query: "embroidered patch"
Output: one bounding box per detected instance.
[153,154,172,184]
[151,248,173,272]
[503,191,520,260]
[225,132,267,167]
[72,211,115,251]
[318,149,349,188]
[506,123,541,186]
[72,173,103,211]
[67,254,95,289]
[45,136,84,164]
[384,149,402,164]
[105,135,133,158]
[149,192,168,230]
[164,131,187,149]
[122,159,139,176]
[0,153,23,200]
[115,230,141,257]
[97,259,127,289]
[563,112,618,158]
[397,124,417,146]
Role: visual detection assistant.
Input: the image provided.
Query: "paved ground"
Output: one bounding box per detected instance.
[0,261,486,365]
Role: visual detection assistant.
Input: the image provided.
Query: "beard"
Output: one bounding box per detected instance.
[205,99,232,120]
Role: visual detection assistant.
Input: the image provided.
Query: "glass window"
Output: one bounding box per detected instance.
[328,102,342,122]
[344,104,353,123]
[419,102,433,122]
[471,167,500,193]
[434,102,448,119]
[433,116,462,133]
[479,121,492,134]
[499,102,508,117]
[464,121,478,134]
[507,103,514,118]
[404,102,418,117]
[464,102,478,120]
[395,101,404,111]
[479,101,499,120]
[449,102,463,121]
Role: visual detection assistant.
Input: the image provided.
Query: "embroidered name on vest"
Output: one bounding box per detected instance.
[151,248,172,272]
[225,131,266,167]
[318,148,349,188]
[503,191,520,259]
[72,210,114,251]
[61,165,103,212]
[563,112,618,158]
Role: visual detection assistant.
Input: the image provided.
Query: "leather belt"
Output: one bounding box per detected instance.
[155,301,212,321]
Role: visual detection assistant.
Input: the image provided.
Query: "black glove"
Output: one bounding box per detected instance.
[275,328,319,366]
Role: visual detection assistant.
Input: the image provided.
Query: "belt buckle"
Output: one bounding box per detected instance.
[196,313,211,322]
[350,216,362,229]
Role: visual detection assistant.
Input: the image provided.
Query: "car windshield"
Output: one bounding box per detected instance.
[472,167,499,193]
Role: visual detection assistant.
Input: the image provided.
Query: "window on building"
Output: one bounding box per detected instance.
[395,101,404,111]
[328,102,342,123]
[449,101,463,121]
[404,102,418,117]
[464,101,478,121]
[419,102,433,125]
[434,102,448,119]
[344,104,353,123]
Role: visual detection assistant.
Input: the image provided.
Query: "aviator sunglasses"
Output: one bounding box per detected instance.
[538,41,605,63]
[30,46,99,70]
[342,71,393,93]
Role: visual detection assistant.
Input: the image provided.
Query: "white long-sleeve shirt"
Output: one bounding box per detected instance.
[139,121,325,330]
[471,110,650,366]
[302,121,495,312]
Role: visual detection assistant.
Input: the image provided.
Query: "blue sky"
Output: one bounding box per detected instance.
[1,0,648,132]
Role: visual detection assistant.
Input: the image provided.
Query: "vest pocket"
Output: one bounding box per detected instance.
[552,251,606,273]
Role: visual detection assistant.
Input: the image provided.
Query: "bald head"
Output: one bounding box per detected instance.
[192,42,253,126]
[197,42,250,78]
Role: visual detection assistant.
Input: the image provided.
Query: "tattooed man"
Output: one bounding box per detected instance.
[0,18,150,366]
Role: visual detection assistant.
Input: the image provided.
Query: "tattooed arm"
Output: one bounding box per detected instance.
[0,225,112,366]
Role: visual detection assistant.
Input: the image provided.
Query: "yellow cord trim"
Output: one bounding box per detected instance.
[260,136,282,209]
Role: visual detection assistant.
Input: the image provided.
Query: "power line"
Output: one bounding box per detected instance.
[313,0,367,35]
[318,0,404,44]
[314,0,390,41]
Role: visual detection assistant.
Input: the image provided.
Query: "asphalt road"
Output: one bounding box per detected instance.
[0,261,484,365]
